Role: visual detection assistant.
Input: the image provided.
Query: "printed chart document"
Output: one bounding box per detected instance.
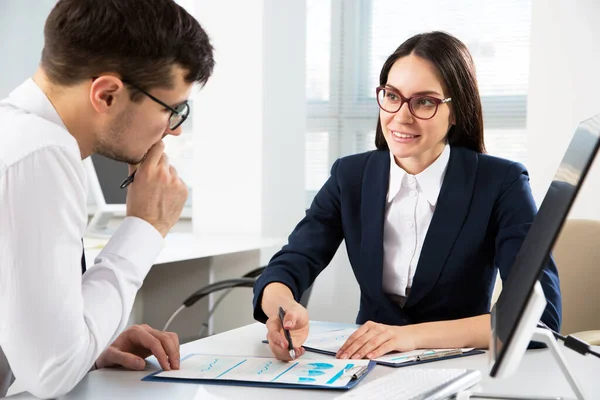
[302,328,482,367]
[142,354,375,390]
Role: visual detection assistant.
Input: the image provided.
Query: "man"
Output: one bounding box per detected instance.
[0,0,214,397]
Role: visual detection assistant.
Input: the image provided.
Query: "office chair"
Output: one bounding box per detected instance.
[551,219,600,345]
[491,218,600,345]
[163,266,313,338]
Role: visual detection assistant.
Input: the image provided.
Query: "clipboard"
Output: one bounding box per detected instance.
[142,353,376,390]
[262,327,484,368]
[301,344,485,367]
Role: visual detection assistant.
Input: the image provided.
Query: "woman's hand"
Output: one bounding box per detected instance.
[336,321,417,360]
[265,301,309,361]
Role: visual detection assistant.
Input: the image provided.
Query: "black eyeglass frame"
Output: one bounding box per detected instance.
[122,80,190,130]
[91,77,190,130]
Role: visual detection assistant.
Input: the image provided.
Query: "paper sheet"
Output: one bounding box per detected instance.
[155,354,371,388]
[304,328,474,365]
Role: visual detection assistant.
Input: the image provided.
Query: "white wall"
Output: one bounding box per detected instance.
[0,0,56,98]
[527,0,600,218]
[190,1,313,329]
[192,1,306,240]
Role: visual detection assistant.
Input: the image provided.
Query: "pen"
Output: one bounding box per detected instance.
[278,306,296,360]
[120,170,136,189]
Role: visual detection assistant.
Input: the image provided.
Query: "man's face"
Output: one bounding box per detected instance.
[93,66,193,165]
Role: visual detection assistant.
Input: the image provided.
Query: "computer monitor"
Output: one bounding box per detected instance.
[84,151,193,237]
[488,113,600,399]
[84,154,129,236]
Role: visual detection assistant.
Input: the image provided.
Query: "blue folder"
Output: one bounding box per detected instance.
[142,354,376,390]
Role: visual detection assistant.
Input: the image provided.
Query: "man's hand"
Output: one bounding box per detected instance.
[336,321,416,360]
[126,141,188,237]
[95,324,180,371]
[265,302,309,361]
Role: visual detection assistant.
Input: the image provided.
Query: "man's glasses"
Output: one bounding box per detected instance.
[122,80,190,130]
[376,85,451,120]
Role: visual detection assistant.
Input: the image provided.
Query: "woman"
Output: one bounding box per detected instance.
[253,31,561,361]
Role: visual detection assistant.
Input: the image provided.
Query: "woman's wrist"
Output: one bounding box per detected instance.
[398,323,422,350]
[262,282,297,317]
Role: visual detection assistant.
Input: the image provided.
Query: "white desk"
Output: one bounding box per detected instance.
[84,231,285,340]
[7,322,600,399]
[84,232,284,267]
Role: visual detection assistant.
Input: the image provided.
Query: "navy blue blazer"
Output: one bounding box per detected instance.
[253,146,562,332]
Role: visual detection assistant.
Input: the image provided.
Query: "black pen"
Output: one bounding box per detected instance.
[278,306,296,360]
[120,170,136,189]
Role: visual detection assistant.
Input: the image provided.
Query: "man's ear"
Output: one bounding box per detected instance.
[90,76,125,113]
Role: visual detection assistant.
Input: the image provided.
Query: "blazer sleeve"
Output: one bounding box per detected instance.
[252,159,345,323]
[492,162,562,332]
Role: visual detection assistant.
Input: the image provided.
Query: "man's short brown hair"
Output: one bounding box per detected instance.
[41,0,214,95]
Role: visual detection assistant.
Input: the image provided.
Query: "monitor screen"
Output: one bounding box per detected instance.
[490,113,600,377]
[90,154,128,205]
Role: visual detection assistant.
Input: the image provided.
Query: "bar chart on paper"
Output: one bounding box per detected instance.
[145,354,373,389]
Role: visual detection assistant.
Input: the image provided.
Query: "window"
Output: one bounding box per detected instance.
[305,0,532,206]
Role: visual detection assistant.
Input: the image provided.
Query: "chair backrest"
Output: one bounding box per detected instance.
[551,218,600,335]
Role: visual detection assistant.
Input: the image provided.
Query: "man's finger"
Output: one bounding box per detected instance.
[169,165,178,180]
[142,141,166,167]
[102,347,146,370]
[158,152,169,168]
[132,326,171,371]
[150,329,180,370]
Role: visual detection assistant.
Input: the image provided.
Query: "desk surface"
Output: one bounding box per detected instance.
[84,232,284,266]
[8,322,600,399]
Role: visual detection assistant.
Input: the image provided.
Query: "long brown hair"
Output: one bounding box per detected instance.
[375,31,485,153]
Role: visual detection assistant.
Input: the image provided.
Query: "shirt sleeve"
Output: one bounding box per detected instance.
[0,146,163,398]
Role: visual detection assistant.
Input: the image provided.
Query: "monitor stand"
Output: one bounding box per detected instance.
[86,209,117,238]
[464,299,587,400]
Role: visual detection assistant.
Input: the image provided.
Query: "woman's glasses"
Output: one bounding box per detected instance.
[376,85,451,120]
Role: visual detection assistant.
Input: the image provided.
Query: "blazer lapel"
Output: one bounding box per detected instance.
[405,147,478,308]
[359,151,389,299]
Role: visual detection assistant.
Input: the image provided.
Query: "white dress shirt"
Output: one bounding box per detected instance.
[0,79,164,398]
[382,145,450,299]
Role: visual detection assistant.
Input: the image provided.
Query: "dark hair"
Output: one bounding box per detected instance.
[41,0,214,100]
[375,31,485,153]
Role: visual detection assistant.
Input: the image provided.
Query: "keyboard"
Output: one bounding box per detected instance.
[336,367,481,400]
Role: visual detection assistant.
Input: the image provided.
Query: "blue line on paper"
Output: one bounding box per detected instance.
[271,362,299,382]
[307,362,334,369]
[257,361,274,375]
[200,358,219,372]
[215,359,247,378]
[299,377,316,382]
[326,363,354,385]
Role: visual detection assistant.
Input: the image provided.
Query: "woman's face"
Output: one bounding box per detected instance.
[379,54,454,174]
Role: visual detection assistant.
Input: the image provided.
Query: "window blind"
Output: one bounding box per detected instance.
[305,0,532,206]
